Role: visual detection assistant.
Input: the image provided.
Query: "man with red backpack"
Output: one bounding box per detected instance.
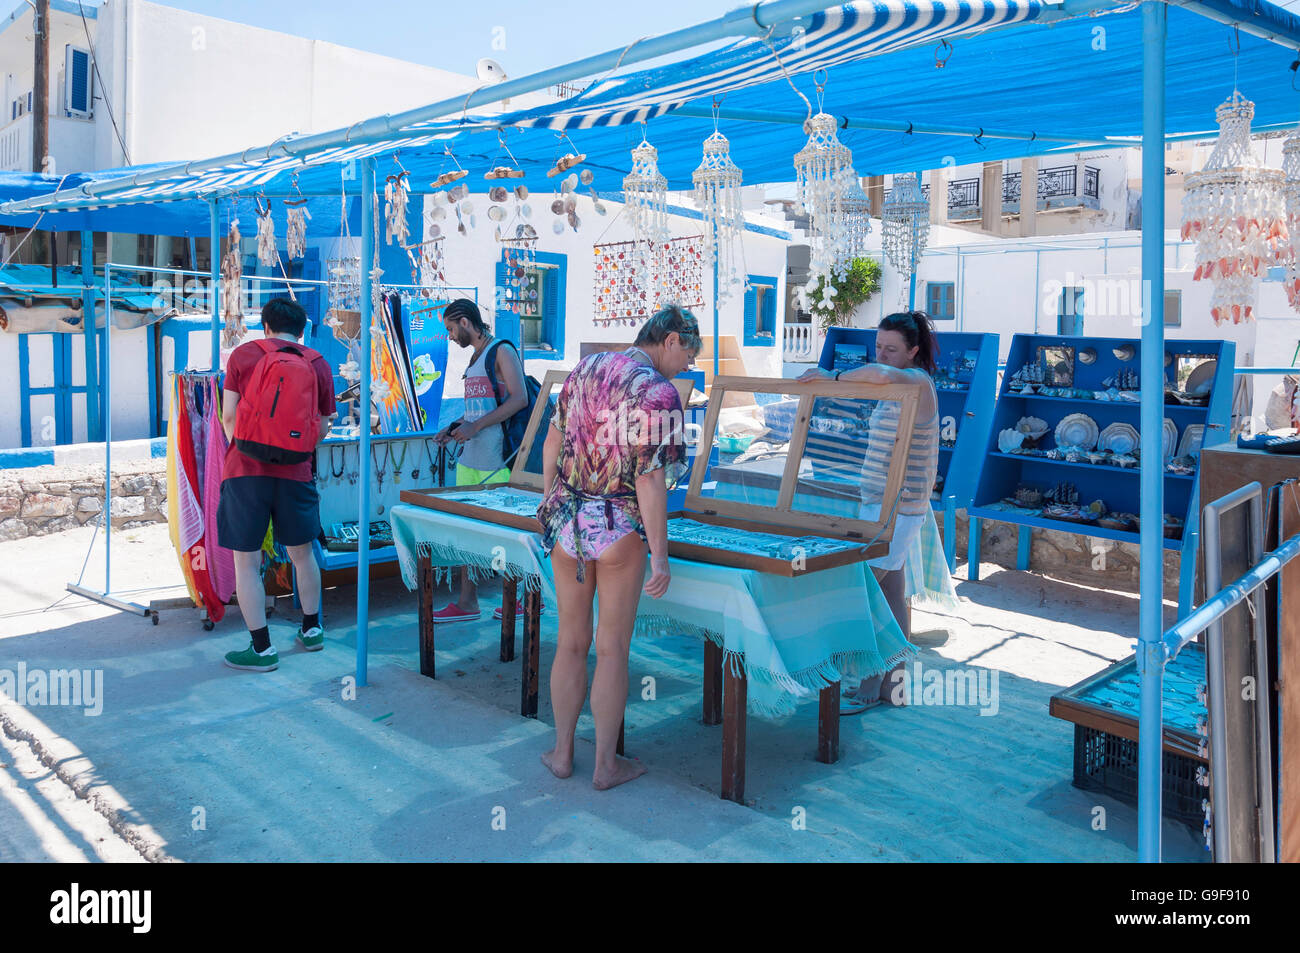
[218,297,336,672]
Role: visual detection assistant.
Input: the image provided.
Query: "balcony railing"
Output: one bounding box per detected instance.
[782,322,820,362]
[888,165,1102,218]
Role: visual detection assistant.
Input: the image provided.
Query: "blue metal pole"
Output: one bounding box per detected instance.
[1137,0,1167,864]
[712,232,720,379]
[103,262,113,595]
[80,230,100,442]
[357,158,376,687]
[209,199,221,372]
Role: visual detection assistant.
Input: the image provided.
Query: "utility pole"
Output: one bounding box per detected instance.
[32,0,50,174]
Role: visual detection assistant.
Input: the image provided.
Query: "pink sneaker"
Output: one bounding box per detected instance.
[431,603,481,623]
[492,599,545,620]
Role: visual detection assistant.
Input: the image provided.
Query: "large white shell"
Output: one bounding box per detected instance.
[997,428,1025,453]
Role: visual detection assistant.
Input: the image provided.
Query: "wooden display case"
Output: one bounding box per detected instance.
[401,371,924,577]
[673,374,923,574]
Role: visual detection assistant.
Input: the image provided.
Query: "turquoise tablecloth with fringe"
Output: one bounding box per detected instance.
[389,503,915,719]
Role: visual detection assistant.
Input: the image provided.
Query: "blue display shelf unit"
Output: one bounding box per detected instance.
[819,328,1000,571]
[967,333,1236,615]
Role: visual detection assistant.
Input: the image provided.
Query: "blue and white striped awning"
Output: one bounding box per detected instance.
[442,0,1045,132]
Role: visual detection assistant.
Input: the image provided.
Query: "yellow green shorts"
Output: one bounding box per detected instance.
[456,463,510,487]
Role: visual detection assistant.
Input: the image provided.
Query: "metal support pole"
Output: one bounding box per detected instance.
[357,157,376,687]
[209,199,221,372]
[712,232,720,379]
[103,262,113,594]
[1137,0,1167,864]
[80,230,100,442]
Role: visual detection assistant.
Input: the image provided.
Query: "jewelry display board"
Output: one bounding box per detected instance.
[968,334,1236,608]
[817,329,999,513]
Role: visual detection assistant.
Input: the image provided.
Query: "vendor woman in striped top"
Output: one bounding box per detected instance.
[802,310,948,713]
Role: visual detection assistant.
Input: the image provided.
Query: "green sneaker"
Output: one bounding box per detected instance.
[297,626,325,652]
[224,642,279,672]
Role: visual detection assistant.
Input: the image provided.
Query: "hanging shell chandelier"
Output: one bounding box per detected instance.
[837,175,874,269]
[1180,92,1287,325]
[881,172,930,306]
[794,111,856,310]
[1281,132,1300,312]
[692,129,745,303]
[623,137,670,300]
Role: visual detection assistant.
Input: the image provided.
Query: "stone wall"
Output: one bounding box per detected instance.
[0,460,168,541]
[946,512,1183,600]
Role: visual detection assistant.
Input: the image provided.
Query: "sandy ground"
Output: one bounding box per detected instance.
[0,522,1205,862]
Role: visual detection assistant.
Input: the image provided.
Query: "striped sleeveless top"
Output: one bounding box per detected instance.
[860,374,939,517]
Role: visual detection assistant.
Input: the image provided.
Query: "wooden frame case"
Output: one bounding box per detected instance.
[399,366,694,530]
[684,375,922,546]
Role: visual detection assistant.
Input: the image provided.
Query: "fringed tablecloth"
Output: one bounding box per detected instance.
[390,504,555,601]
[389,503,913,719]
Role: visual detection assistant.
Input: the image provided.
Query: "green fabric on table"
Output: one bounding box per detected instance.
[634,555,915,718]
[390,504,554,599]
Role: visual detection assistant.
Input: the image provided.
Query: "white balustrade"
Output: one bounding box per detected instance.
[782,323,819,362]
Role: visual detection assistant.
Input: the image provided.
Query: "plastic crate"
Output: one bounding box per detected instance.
[1071,724,1203,829]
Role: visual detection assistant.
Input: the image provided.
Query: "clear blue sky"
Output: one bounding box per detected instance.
[147,0,742,79]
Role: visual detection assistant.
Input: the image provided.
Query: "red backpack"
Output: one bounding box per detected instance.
[232,339,323,464]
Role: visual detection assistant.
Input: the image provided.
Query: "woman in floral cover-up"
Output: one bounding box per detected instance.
[536,306,700,790]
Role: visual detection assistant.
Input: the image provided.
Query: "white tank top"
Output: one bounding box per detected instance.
[458,340,506,471]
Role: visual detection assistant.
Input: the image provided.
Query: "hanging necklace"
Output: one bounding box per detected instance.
[391,440,409,485]
[330,445,347,482]
[373,441,391,492]
[463,332,494,377]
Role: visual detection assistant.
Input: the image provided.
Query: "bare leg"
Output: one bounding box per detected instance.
[285,542,320,617]
[590,533,649,791]
[232,549,266,630]
[542,546,595,779]
[876,568,909,705]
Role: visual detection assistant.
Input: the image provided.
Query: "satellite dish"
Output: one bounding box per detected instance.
[476,58,508,83]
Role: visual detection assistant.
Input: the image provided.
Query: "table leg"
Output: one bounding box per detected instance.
[617,718,625,757]
[967,516,982,582]
[500,577,517,663]
[721,662,747,803]
[418,553,435,679]
[817,679,840,764]
[520,587,540,719]
[943,495,957,574]
[703,641,722,726]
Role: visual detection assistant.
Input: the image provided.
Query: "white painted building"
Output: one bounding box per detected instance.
[1,0,538,175]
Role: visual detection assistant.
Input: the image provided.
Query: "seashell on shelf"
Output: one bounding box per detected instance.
[998,428,1026,453]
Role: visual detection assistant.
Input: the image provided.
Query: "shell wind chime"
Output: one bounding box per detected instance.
[1281,132,1300,312]
[1180,92,1287,325]
[255,199,277,268]
[623,137,671,301]
[837,176,874,268]
[220,221,244,349]
[285,202,310,260]
[881,172,930,307]
[793,108,856,311]
[384,171,411,246]
[692,129,744,303]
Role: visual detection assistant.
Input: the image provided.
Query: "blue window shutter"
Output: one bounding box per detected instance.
[542,266,559,347]
[743,284,757,345]
[69,48,90,114]
[761,283,775,338]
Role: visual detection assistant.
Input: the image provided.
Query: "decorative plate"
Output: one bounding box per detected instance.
[1184,360,1216,396]
[1055,413,1099,450]
[1177,424,1205,458]
[1098,422,1139,455]
[1163,418,1178,461]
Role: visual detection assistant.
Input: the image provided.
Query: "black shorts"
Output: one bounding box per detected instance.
[217,476,321,552]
